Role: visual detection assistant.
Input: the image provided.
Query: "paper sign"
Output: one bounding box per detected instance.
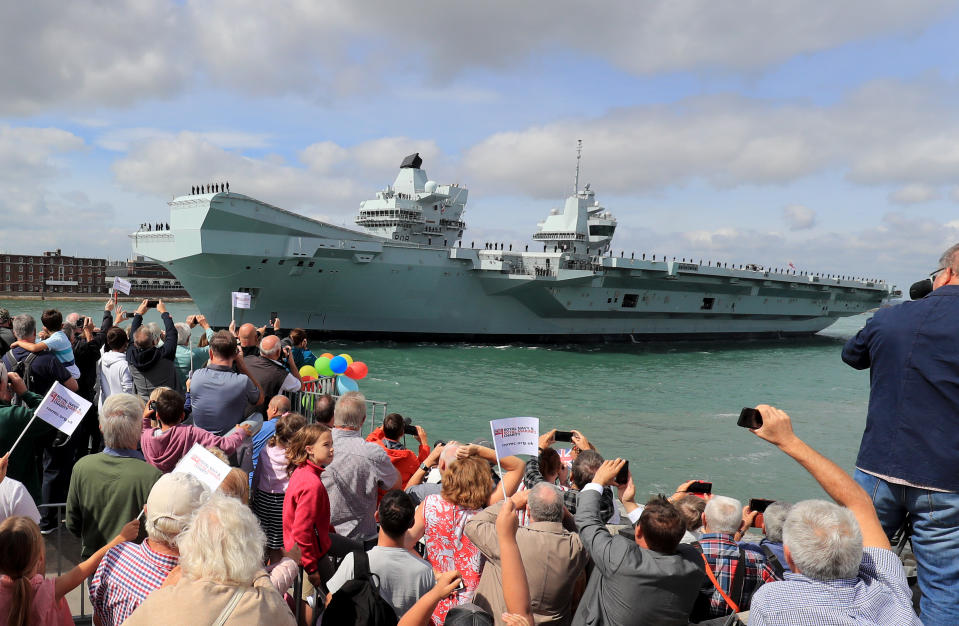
[173,442,232,491]
[231,292,251,309]
[112,276,132,295]
[35,382,91,437]
[490,417,540,457]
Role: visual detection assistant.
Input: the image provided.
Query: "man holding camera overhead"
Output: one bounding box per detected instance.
[366,412,429,486]
[842,242,959,625]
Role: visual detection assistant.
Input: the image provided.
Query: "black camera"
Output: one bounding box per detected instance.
[403,416,418,436]
[910,278,933,300]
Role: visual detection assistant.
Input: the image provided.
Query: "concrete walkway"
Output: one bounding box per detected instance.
[43,525,93,624]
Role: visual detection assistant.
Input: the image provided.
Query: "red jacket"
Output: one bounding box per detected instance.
[282,460,333,573]
[366,427,430,486]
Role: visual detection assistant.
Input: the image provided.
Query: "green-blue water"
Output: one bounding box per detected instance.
[1,298,874,505]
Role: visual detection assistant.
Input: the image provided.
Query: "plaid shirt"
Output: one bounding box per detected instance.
[523,456,616,521]
[697,533,776,618]
[749,547,921,625]
[89,540,179,626]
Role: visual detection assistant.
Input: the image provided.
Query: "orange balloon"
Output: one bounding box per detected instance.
[320,352,335,360]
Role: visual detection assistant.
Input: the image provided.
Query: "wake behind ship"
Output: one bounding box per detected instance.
[132,152,892,342]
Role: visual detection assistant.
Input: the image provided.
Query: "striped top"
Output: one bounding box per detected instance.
[89,540,179,626]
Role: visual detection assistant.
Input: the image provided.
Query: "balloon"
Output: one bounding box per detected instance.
[315,357,334,377]
[329,355,348,375]
[299,365,318,379]
[339,353,353,366]
[345,361,368,380]
[336,375,359,394]
[320,353,335,360]
[300,375,316,382]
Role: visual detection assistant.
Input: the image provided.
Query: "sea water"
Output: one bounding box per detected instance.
[1,298,875,504]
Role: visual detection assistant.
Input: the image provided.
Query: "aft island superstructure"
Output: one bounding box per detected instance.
[132,153,892,341]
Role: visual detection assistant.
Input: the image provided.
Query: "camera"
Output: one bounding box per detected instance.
[146,299,159,308]
[686,481,712,496]
[910,278,933,300]
[403,416,418,436]
[737,407,763,429]
[148,400,157,411]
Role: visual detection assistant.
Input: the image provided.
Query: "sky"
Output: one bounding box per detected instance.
[3,1,959,292]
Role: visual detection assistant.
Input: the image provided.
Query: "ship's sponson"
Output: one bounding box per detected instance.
[132,189,890,342]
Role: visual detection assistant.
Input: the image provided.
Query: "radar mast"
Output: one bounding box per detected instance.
[573,139,582,195]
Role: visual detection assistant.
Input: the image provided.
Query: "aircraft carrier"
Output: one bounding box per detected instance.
[131,151,894,342]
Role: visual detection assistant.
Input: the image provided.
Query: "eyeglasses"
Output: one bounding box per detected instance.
[931,267,948,280]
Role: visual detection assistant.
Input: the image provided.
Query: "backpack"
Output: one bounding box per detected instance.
[323,550,398,626]
[3,350,39,399]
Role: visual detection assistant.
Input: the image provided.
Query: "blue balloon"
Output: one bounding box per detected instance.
[336,375,359,395]
[329,355,348,374]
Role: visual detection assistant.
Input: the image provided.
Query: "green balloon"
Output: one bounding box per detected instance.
[316,356,334,377]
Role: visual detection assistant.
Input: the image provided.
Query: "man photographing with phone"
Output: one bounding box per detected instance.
[841,242,959,625]
[366,413,429,486]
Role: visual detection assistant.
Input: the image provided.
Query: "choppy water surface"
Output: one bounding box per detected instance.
[2,298,875,504]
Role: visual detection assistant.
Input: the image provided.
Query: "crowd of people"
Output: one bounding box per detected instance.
[1,241,958,626]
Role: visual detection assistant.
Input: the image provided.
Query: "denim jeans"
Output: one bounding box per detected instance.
[855,470,959,626]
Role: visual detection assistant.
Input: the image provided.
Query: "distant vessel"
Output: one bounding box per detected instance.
[132,148,893,341]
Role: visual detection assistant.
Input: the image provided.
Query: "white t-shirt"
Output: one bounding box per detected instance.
[0,477,41,524]
[326,545,435,617]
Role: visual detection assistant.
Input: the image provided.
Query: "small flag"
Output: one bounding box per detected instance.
[490,417,540,458]
[112,276,132,295]
[35,382,91,437]
[231,292,251,309]
[788,262,796,270]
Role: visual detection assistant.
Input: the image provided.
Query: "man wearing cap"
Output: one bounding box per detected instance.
[0,308,14,355]
[89,472,209,625]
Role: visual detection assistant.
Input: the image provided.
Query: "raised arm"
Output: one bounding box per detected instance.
[10,339,48,353]
[397,571,463,626]
[574,458,636,577]
[56,518,140,599]
[157,301,178,360]
[841,316,875,370]
[753,405,889,549]
[496,498,535,624]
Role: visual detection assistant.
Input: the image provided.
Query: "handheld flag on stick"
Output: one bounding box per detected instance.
[5,382,92,456]
[489,416,539,501]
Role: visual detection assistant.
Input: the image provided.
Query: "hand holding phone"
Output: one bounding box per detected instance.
[554,430,574,443]
[686,480,712,496]
[738,407,763,429]
[614,460,630,485]
[146,299,159,309]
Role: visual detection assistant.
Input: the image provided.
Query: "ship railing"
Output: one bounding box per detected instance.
[283,381,389,436]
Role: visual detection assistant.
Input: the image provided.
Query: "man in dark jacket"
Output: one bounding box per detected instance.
[70,300,118,455]
[127,299,178,400]
[842,242,959,625]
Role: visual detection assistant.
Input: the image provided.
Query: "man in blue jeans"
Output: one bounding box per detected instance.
[842,242,959,625]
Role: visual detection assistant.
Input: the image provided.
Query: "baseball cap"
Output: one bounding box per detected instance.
[0,308,10,324]
[146,473,209,532]
[444,604,494,626]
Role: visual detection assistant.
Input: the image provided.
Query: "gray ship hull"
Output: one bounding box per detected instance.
[132,192,890,341]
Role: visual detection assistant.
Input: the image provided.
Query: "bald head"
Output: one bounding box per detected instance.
[237,323,257,347]
[267,395,291,419]
[259,335,281,359]
[528,482,563,522]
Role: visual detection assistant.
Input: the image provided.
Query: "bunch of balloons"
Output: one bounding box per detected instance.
[311,352,369,380]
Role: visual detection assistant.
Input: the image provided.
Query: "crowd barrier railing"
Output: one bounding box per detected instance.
[283,388,389,436]
[38,502,92,623]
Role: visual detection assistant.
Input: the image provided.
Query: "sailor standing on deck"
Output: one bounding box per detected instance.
[842,242,959,626]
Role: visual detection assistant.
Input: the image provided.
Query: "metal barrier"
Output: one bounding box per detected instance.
[283,387,389,436]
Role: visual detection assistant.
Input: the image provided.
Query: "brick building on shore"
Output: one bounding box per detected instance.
[0,249,107,295]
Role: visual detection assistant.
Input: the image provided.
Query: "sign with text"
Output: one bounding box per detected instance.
[173,442,232,491]
[35,382,91,437]
[112,276,132,295]
[231,291,251,309]
[490,417,539,458]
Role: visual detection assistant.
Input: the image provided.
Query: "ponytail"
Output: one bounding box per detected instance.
[9,575,33,626]
[0,516,42,626]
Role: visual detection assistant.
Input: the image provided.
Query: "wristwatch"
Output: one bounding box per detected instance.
[420,464,431,474]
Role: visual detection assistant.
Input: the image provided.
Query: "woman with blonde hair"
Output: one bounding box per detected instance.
[407,455,495,624]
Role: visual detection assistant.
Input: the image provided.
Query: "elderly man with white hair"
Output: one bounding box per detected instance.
[172,313,214,388]
[242,334,301,416]
[745,405,921,625]
[692,494,776,620]
[126,492,296,625]
[466,481,588,623]
[89,473,209,625]
[66,393,162,559]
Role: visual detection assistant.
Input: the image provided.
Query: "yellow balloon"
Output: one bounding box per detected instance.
[339,353,353,366]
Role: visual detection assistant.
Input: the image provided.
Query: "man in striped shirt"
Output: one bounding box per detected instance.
[89,473,209,625]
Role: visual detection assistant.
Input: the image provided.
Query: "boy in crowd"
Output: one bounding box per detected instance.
[11,309,80,379]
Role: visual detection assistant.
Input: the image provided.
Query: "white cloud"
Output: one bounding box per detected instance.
[96,128,273,152]
[783,204,816,230]
[889,183,938,204]
[0,126,85,182]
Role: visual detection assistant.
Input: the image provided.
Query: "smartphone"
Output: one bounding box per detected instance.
[686,481,712,495]
[146,299,159,308]
[148,400,157,411]
[749,498,775,514]
[615,460,630,485]
[738,407,763,429]
[269,311,278,325]
[554,430,574,442]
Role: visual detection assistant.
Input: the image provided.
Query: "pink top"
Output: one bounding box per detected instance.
[422,494,483,625]
[253,445,291,493]
[140,417,246,473]
[0,574,73,626]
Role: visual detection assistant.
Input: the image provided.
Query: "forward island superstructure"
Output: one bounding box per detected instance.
[132,152,893,341]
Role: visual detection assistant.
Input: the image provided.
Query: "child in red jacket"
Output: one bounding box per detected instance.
[282,423,334,620]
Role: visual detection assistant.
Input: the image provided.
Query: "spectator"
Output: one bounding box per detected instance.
[312,393,335,427]
[841,242,959,624]
[574,458,705,625]
[397,572,465,626]
[283,423,335,625]
[250,394,291,478]
[327,490,436,617]
[89,473,209,625]
[243,335,301,416]
[692,495,774,621]
[237,322,259,357]
[747,405,921,625]
[67,393,162,559]
[98,326,133,411]
[0,308,13,355]
[126,493,296,625]
[672,494,706,544]
[3,314,77,395]
[406,441,524,507]
[252,411,306,564]
[286,328,316,369]
[10,308,80,379]
[140,388,251,472]
[0,515,138,626]
[322,391,401,544]
[367,413,430,486]
[466,482,588,624]
[219,467,251,504]
[0,363,55,503]
[172,314,213,386]
[407,456,495,624]
[740,501,793,577]
[67,301,116,405]
[0,450,41,525]
[190,330,263,436]
[127,299,180,400]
